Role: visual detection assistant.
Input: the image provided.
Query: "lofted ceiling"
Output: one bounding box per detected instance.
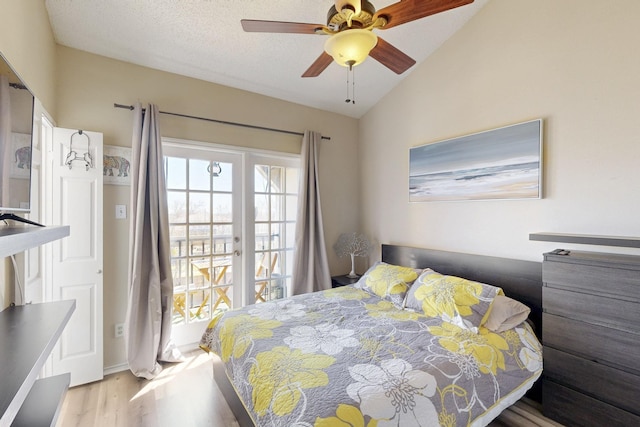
[45,0,487,118]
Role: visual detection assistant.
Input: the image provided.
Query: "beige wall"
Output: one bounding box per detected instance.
[55,47,360,369]
[1,0,57,307]
[359,0,640,263]
[0,0,57,115]
[8,0,640,374]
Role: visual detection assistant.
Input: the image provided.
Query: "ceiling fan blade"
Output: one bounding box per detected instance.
[374,0,474,30]
[369,37,416,74]
[241,19,324,34]
[302,52,334,78]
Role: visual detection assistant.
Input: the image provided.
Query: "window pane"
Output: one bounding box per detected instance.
[270,195,283,221]
[255,223,269,251]
[270,166,284,192]
[212,162,232,192]
[189,226,211,256]
[170,225,187,257]
[165,157,186,190]
[189,159,211,191]
[271,223,284,249]
[191,258,209,287]
[254,194,269,222]
[255,165,269,192]
[285,223,296,247]
[212,225,233,255]
[171,257,188,287]
[286,195,297,220]
[189,192,210,223]
[167,191,187,223]
[212,193,232,222]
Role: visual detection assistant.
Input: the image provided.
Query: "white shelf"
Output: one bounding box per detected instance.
[0,226,70,258]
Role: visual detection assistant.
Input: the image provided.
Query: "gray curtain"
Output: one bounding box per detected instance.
[291,130,331,295]
[125,103,182,379]
[0,76,11,207]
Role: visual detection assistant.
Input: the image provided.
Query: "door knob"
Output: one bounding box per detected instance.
[97,269,103,274]
[234,250,241,256]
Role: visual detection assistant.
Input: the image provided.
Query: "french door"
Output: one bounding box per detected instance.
[163,140,298,346]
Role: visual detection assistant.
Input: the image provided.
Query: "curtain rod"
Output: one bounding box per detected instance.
[113,103,330,141]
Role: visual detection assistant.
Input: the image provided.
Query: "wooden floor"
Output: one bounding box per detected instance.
[58,350,561,427]
[58,349,239,427]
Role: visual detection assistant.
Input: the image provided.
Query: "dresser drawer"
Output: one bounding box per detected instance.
[543,313,640,374]
[543,254,640,302]
[543,287,640,333]
[544,346,640,415]
[543,380,640,427]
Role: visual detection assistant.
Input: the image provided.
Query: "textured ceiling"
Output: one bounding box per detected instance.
[45,0,487,118]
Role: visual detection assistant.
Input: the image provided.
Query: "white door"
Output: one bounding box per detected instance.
[163,140,299,347]
[163,143,243,346]
[48,127,103,387]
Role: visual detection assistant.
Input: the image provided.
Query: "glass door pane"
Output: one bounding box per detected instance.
[251,162,298,303]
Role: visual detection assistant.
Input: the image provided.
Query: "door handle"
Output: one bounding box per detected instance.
[234,250,241,256]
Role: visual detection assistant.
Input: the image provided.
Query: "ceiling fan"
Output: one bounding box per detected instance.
[241,0,474,78]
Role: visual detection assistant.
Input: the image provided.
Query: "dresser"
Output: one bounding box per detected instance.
[542,249,640,426]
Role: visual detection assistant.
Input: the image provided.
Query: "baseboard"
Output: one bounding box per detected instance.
[102,343,202,377]
[103,362,128,376]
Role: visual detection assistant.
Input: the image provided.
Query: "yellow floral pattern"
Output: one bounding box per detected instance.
[365,300,420,322]
[199,285,542,427]
[249,346,334,416]
[407,270,504,330]
[430,322,509,375]
[357,262,418,306]
[315,404,378,427]
[218,314,281,362]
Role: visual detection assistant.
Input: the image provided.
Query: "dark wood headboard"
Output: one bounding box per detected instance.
[381,244,543,339]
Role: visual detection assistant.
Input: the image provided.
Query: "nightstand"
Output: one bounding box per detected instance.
[331,275,360,288]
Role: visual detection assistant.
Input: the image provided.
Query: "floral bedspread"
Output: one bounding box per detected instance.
[200,286,542,427]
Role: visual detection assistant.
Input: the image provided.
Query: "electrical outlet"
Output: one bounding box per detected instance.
[115,323,124,338]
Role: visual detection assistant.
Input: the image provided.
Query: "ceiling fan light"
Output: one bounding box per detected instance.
[324,29,378,68]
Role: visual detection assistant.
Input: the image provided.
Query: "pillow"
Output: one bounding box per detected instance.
[404,269,503,330]
[483,295,531,332]
[354,262,420,307]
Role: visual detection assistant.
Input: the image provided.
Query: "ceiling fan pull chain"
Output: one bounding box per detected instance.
[352,66,356,104]
[345,66,351,103]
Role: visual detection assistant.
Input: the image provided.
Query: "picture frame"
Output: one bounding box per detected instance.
[10,132,31,179]
[409,119,543,202]
[103,145,132,185]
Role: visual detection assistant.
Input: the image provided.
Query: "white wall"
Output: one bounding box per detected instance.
[359,0,640,263]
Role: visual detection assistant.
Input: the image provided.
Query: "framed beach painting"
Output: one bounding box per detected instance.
[409,119,543,202]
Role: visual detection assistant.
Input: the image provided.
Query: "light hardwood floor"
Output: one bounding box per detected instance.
[58,350,561,427]
[58,349,239,427]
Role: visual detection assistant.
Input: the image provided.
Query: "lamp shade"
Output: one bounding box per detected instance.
[324,29,378,68]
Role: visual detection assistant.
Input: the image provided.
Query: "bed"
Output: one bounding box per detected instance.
[200,244,543,427]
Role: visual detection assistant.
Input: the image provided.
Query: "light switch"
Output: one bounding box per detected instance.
[115,204,127,219]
